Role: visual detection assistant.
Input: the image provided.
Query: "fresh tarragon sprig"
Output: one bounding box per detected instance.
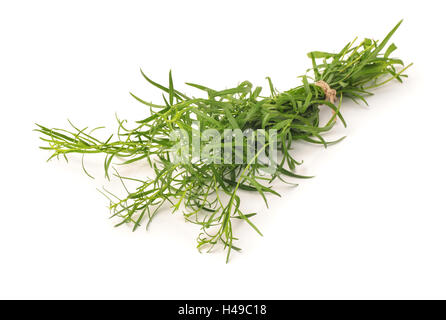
[36,20,412,262]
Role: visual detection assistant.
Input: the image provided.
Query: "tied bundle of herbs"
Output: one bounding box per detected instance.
[36,21,412,262]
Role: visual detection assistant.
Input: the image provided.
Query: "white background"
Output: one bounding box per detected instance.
[1,0,445,299]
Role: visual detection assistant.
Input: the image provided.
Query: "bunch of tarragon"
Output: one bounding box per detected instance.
[36,21,411,262]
